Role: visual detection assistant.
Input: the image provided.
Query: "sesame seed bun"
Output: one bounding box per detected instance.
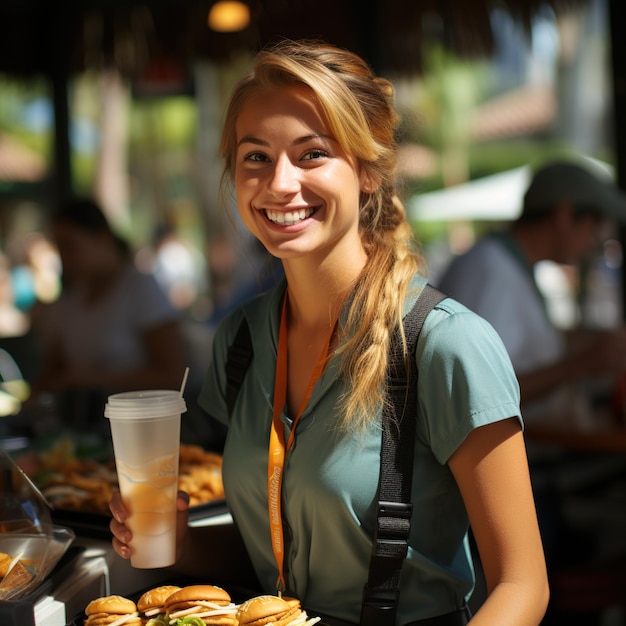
[236,595,303,626]
[165,584,231,608]
[85,595,137,616]
[137,585,181,613]
[83,595,142,626]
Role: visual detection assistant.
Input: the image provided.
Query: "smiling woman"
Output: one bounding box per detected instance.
[110,38,549,626]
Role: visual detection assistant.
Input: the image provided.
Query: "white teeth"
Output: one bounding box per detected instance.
[265,208,313,225]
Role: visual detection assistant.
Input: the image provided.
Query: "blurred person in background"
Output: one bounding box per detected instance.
[437,159,626,427]
[147,222,207,313]
[10,231,61,316]
[29,197,186,432]
[207,234,283,328]
[0,251,29,339]
[436,159,626,597]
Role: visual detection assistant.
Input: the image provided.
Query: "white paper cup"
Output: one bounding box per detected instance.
[105,390,186,568]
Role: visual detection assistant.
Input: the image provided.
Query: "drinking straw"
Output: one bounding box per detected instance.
[180,367,190,397]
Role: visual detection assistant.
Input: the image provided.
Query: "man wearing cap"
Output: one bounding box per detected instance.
[437,158,626,620]
[437,159,626,423]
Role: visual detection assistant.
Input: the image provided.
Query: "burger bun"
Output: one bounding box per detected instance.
[137,585,181,613]
[165,584,231,608]
[83,595,141,626]
[236,595,303,626]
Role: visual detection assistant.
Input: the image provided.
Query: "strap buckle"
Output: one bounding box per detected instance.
[377,500,413,520]
[374,500,413,557]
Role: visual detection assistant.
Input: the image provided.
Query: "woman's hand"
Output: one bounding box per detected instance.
[109,489,191,560]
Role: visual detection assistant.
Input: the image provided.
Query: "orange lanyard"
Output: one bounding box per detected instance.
[268,294,336,595]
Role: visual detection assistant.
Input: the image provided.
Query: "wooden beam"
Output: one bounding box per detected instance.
[49,6,74,207]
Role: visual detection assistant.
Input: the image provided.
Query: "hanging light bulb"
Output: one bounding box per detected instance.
[208,1,250,32]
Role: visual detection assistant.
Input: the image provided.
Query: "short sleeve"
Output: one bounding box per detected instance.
[416,297,522,464]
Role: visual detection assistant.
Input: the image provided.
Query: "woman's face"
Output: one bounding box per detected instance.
[234,83,369,264]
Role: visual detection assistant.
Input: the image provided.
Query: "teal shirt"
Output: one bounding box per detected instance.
[198,275,521,624]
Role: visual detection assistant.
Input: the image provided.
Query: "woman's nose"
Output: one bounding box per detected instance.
[268,155,299,195]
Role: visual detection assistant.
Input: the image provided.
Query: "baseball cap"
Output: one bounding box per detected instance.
[523,160,626,222]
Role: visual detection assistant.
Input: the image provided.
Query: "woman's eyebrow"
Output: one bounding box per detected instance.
[237,136,268,147]
[237,132,333,148]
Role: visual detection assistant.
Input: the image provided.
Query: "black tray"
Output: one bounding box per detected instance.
[51,498,229,540]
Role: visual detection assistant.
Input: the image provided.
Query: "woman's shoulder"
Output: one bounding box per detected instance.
[406,277,510,361]
[406,275,484,324]
[425,295,505,347]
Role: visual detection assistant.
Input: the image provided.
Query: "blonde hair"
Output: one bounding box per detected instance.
[219,39,425,431]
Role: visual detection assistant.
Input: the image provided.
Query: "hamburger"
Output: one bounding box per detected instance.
[164,584,238,625]
[137,585,181,625]
[83,595,142,626]
[236,595,321,626]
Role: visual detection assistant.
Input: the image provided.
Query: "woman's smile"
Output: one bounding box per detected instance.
[264,206,317,226]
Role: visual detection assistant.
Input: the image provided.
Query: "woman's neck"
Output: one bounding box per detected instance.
[282,250,366,330]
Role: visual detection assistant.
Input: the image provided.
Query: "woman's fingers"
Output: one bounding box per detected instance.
[108,489,191,561]
[177,490,190,511]
[109,489,127,524]
[109,489,131,559]
[111,534,132,559]
[109,516,132,559]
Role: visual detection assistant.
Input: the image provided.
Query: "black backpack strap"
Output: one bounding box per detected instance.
[225,317,253,418]
[361,284,446,626]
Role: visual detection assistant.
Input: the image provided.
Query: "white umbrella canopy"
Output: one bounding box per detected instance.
[407,157,615,223]
[407,166,531,223]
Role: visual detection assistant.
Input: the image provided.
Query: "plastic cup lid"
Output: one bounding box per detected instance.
[104,389,187,420]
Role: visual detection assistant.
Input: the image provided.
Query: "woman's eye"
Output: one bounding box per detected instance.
[244,152,268,162]
[303,149,328,161]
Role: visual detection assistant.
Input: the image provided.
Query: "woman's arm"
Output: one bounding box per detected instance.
[449,418,549,625]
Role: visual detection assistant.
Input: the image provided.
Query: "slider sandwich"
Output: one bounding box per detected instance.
[236,595,321,626]
[137,585,181,625]
[164,584,238,625]
[83,595,141,626]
